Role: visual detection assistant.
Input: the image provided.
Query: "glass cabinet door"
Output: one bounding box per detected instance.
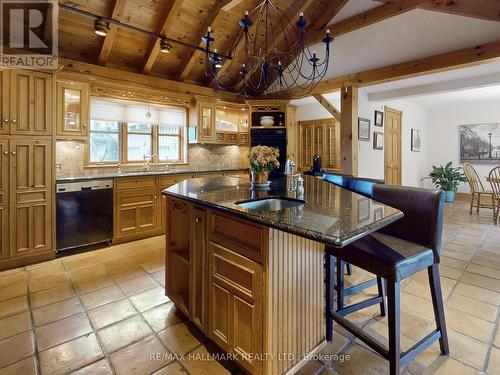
[198,102,215,141]
[57,80,90,137]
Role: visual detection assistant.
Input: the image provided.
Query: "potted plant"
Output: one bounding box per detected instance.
[249,145,280,186]
[424,162,466,203]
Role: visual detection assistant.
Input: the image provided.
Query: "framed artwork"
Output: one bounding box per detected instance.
[357,197,370,223]
[373,132,384,150]
[460,123,500,164]
[374,110,384,127]
[358,118,371,141]
[411,129,421,152]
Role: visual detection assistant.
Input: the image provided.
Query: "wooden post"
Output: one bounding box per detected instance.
[340,85,358,176]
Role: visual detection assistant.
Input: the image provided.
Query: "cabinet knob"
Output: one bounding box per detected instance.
[2,151,8,155]
[83,123,87,128]
[154,196,157,200]
[195,217,201,223]
[3,119,8,123]
[11,151,16,156]
[11,119,16,124]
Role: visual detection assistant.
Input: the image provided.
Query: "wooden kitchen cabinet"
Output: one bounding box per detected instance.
[114,180,160,243]
[190,207,206,330]
[9,70,53,136]
[0,71,9,134]
[160,173,195,230]
[9,139,53,257]
[207,242,263,374]
[0,140,8,260]
[56,79,90,138]
[198,101,216,143]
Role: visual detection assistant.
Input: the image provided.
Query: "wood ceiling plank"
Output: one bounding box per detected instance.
[283,39,500,97]
[177,0,236,82]
[420,0,500,22]
[97,0,128,66]
[313,94,341,121]
[142,0,184,74]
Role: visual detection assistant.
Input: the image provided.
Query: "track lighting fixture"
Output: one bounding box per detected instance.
[94,18,108,37]
[160,38,172,53]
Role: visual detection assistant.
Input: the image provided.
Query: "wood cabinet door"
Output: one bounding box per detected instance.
[198,102,215,142]
[115,187,159,240]
[56,80,90,137]
[9,139,52,257]
[0,71,9,134]
[190,208,206,330]
[208,242,263,374]
[0,140,8,259]
[10,70,53,136]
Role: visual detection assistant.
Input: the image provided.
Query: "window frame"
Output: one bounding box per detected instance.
[85,120,123,167]
[85,102,188,168]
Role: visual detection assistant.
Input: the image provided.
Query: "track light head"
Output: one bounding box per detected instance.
[94,18,108,37]
[160,38,172,53]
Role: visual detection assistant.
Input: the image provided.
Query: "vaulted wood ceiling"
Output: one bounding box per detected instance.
[58,0,500,92]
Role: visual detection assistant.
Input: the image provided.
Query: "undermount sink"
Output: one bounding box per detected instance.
[235,197,306,211]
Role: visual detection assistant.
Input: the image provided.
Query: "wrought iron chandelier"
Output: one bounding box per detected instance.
[202,0,333,97]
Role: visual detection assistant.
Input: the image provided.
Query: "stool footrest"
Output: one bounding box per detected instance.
[336,278,378,297]
[336,296,384,316]
[400,330,441,366]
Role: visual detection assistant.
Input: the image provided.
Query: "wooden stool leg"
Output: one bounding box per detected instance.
[325,253,334,342]
[346,263,353,276]
[337,258,345,311]
[387,281,401,375]
[477,193,481,213]
[469,192,475,214]
[377,277,386,317]
[428,265,449,355]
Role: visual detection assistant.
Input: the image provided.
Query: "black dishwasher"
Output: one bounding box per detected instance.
[56,179,114,253]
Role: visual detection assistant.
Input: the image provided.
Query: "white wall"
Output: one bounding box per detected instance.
[426,99,500,192]
[294,91,430,187]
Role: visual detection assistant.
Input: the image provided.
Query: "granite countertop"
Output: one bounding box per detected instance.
[162,175,403,248]
[55,167,248,183]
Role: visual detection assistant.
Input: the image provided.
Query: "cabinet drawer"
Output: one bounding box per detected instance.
[208,213,265,263]
[215,132,225,143]
[115,177,157,190]
[238,133,249,144]
[160,174,193,189]
[226,132,238,144]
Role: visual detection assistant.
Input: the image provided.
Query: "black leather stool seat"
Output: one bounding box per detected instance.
[332,233,435,281]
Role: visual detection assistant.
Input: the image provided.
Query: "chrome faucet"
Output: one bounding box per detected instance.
[143,154,157,172]
[285,158,300,192]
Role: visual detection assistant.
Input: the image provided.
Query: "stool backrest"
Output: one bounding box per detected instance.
[489,166,500,198]
[323,173,384,198]
[372,184,445,256]
[463,162,485,193]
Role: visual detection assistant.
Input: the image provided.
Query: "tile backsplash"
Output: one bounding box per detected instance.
[55,140,249,178]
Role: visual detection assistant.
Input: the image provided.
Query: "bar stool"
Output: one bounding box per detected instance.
[323,174,387,340]
[325,185,449,375]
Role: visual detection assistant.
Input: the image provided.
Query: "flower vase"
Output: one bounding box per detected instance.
[251,170,269,185]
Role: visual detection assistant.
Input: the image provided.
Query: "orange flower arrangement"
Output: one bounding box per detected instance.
[249,145,280,173]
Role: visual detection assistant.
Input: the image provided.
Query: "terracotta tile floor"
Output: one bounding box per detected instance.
[0,198,499,374]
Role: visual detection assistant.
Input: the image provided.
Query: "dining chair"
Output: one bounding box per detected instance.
[463,162,494,214]
[488,166,500,225]
[325,185,448,375]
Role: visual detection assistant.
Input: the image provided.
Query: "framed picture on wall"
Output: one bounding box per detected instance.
[460,123,500,164]
[373,132,384,150]
[358,118,371,141]
[374,110,384,127]
[411,129,421,152]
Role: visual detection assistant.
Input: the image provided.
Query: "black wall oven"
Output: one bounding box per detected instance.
[250,128,286,180]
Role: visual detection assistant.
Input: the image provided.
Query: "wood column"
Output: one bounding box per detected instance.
[340,85,358,176]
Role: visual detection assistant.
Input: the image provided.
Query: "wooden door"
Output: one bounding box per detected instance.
[384,107,402,185]
[10,70,53,136]
[0,71,9,134]
[0,140,8,259]
[208,242,263,374]
[10,139,52,257]
[115,187,159,241]
[190,207,206,330]
[56,80,90,137]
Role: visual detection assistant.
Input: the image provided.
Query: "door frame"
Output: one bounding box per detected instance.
[384,106,403,185]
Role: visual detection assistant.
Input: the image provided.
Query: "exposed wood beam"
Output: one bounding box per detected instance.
[97,0,128,66]
[222,0,245,11]
[142,0,183,74]
[283,39,500,97]
[340,85,358,176]
[309,0,426,44]
[313,94,341,121]
[420,0,500,22]
[178,0,235,82]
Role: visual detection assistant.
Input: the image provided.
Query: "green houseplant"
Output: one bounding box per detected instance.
[424,162,466,203]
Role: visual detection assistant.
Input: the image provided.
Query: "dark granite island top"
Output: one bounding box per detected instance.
[162,174,403,248]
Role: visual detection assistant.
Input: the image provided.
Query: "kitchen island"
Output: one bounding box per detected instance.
[162,175,402,375]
